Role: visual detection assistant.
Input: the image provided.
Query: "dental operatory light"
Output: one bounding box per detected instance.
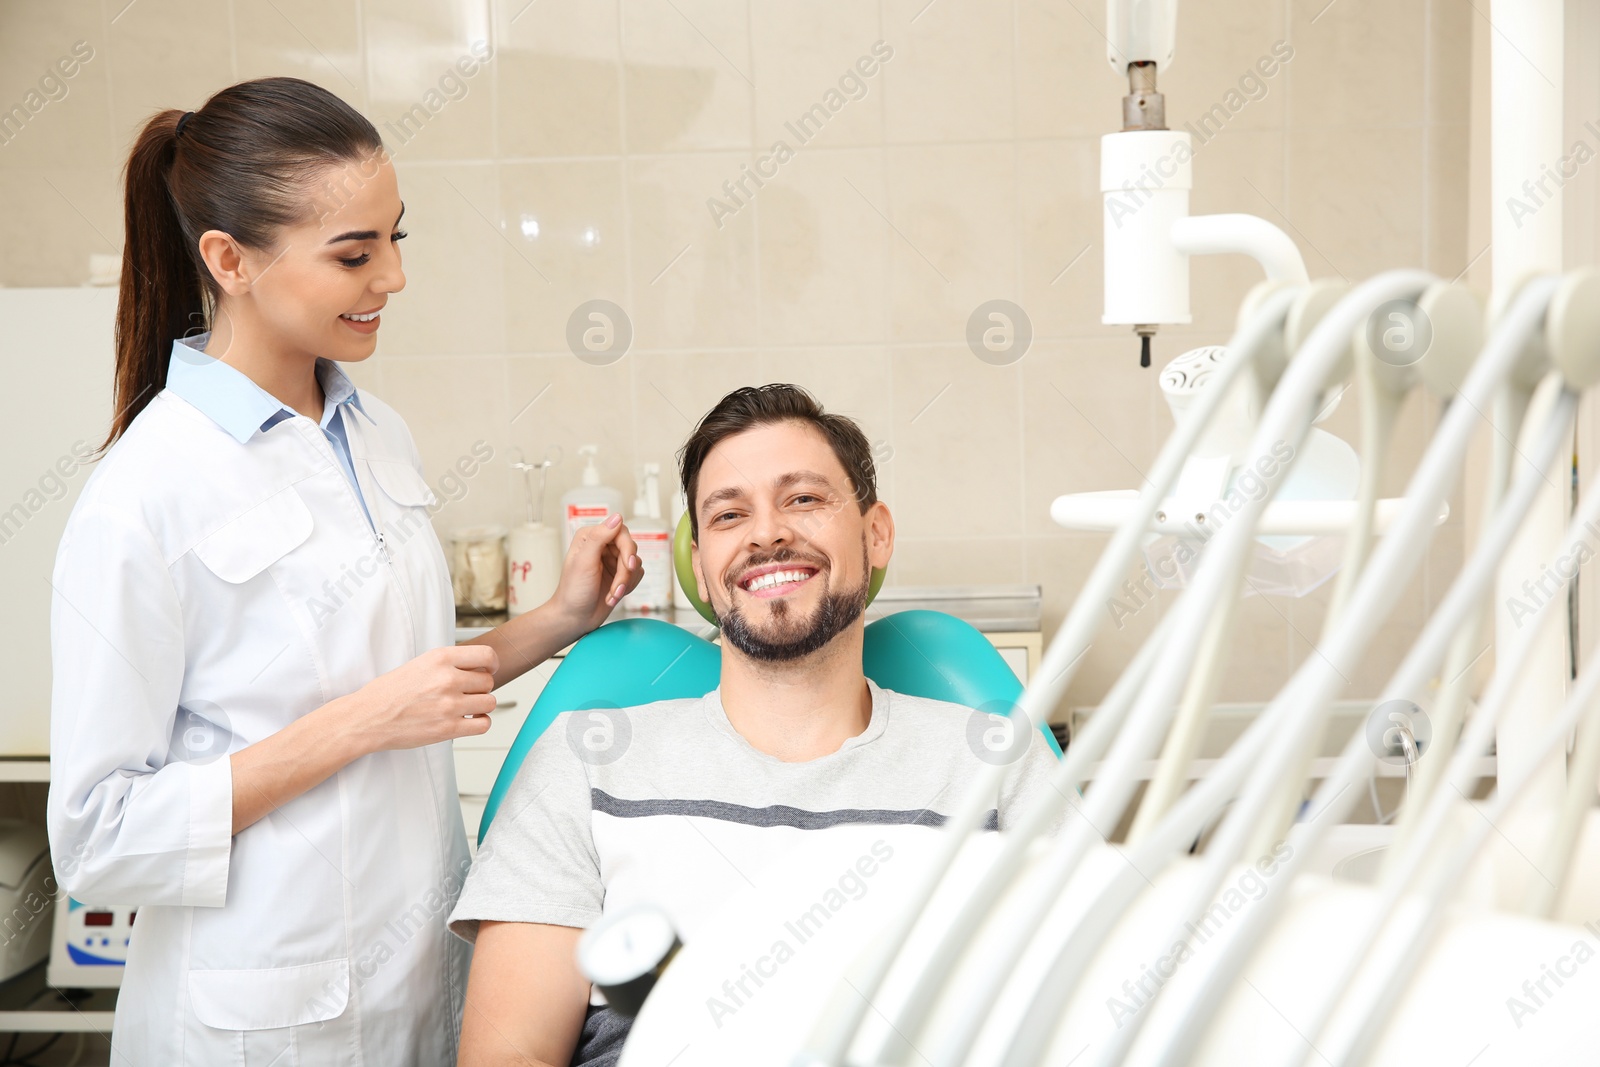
[1122,60,1165,369]
[1107,0,1175,368]
[1100,0,1308,372]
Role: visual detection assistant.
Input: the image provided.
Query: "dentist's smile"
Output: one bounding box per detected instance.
[340,306,383,333]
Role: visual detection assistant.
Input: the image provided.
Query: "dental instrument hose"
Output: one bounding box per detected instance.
[1140,285,1568,1067]
[1158,384,1577,1067]
[878,293,1304,1067]
[1161,283,1571,1067]
[987,272,1440,1067]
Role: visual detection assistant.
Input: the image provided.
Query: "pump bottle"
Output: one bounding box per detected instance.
[619,464,672,613]
[560,445,624,552]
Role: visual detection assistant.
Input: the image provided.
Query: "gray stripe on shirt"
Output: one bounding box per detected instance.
[591,788,1000,831]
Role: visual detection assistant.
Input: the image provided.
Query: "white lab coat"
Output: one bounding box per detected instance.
[48,382,471,1065]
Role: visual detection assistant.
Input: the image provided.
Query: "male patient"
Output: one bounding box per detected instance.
[449,384,1061,1067]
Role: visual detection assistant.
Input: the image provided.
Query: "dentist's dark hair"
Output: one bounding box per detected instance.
[101,77,383,455]
[677,384,879,540]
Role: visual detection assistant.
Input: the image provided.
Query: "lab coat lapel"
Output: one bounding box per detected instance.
[339,398,387,522]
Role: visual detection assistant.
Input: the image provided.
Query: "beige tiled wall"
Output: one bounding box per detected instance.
[0,0,1474,715]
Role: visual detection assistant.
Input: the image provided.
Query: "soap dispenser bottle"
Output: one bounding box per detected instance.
[619,463,672,613]
[560,445,624,552]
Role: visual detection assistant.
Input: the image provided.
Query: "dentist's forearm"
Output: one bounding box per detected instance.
[467,600,588,690]
[229,692,366,835]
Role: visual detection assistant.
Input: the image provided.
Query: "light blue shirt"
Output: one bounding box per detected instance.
[166,333,376,530]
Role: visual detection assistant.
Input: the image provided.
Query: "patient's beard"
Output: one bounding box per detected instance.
[718,543,870,663]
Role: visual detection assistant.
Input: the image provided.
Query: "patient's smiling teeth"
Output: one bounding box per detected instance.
[744,569,813,593]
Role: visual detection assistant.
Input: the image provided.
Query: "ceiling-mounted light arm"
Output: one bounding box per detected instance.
[1170,213,1309,286]
[1100,141,1308,372]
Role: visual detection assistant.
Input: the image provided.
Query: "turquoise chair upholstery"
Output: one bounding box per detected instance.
[478,609,1062,843]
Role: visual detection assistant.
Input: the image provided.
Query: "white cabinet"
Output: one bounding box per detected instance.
[985,632,1041,683]
[995,645,1028,682]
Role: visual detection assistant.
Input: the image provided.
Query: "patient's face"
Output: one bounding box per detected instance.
[693,420,890,662]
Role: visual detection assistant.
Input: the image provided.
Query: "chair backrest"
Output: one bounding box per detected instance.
[477,610,1062,842]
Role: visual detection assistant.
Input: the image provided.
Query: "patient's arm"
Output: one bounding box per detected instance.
[459,921,590,1067]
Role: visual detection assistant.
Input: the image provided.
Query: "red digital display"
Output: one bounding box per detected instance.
[83,911,114,926]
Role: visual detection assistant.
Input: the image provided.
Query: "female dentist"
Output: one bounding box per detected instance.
[47,77,640,1065]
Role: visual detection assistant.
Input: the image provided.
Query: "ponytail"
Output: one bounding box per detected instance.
[103,109,204,456]
[99,78,383,455]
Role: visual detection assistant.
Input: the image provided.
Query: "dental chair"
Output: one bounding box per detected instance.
[477,515,1062,843]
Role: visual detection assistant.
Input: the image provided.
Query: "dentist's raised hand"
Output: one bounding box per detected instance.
[552,512,643,637]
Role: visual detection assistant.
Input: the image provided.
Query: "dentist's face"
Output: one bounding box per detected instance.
[206,151,407,365]
[692,420,892,662]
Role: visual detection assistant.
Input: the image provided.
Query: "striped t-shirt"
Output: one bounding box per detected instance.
[447,677,1061,1061]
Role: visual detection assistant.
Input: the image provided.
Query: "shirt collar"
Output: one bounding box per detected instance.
[702,677,888,762]
[166,332,371,444]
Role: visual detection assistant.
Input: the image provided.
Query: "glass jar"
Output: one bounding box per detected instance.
[450,524,508,613]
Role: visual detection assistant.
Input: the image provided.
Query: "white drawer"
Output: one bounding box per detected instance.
[996,646,1027,683]
[454,748,511,795]
[459,702,533,753]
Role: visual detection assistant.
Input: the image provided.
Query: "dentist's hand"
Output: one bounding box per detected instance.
[551,512,642,638]
[345,644,501,752]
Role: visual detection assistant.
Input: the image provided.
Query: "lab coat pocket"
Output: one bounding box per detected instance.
[188,956,350,1031]
[367,458,439,510]
[366,458,443,562]
[191,485,315,583]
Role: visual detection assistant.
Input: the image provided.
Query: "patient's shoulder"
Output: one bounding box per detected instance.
[617,694,706,718]
[876,685,1029,754]
[588,694,711,741]
[533,695,705,754]
[878,686,983,722]
[546,695,702,721]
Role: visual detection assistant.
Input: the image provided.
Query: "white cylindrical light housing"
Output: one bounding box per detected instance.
[1101,129,1193,327]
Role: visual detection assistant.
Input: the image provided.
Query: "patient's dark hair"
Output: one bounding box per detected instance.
[677,384,878,539]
